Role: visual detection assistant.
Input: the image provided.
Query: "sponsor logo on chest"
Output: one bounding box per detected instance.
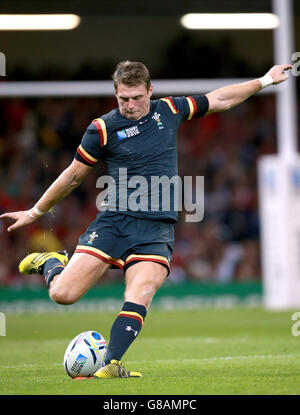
[117,126,140,140]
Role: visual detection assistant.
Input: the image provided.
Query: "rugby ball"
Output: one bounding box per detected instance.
[63,331,107,378]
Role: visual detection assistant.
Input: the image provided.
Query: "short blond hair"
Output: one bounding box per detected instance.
[112,60,151,91]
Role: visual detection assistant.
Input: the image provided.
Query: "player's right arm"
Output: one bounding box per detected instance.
[0,159,93,232]
[0,119,106,232]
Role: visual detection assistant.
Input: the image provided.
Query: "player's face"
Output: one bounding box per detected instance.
[115,83,153,121]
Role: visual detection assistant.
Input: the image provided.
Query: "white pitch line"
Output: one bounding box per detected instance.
[128,353,300,365]
[0,362,63,369]
[1,353,300,370]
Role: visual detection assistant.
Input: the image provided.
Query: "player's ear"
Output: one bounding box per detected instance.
[148,84,153,97]
[114,82,119,97]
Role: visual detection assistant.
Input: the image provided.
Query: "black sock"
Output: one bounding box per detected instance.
[42,258,65,289]
[105,301,147,364]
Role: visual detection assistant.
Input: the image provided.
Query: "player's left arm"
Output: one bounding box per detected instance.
[205,64,292,114]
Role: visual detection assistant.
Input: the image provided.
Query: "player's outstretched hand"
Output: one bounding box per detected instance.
[0,210,36,232]
[268,64,292,84]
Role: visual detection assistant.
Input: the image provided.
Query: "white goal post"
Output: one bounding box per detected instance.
[0,78,277,97]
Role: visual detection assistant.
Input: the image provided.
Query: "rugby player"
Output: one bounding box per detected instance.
[0,61,291,378]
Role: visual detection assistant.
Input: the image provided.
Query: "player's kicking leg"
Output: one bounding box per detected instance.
[18,251,154,378]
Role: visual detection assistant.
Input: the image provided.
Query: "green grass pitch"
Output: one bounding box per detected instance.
[0,308,300,395]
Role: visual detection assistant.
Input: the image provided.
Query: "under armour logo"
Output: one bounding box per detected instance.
[126,326,138,337]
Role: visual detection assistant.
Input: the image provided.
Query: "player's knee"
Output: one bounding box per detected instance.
[139,284,156,303]
[125,280,157,307]
[49,287,77,305]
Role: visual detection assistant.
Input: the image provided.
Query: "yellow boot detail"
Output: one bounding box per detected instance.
[19,251,68,275]
[93,360,142,378]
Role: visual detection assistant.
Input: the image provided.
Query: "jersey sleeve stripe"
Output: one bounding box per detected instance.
[186,96,197,120]
[92,118,108,147]
[160,97,179,114]
[77,145,98,166]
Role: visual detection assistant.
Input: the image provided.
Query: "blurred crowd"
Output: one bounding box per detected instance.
[6,33,269,83]
[0,90,283,287]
